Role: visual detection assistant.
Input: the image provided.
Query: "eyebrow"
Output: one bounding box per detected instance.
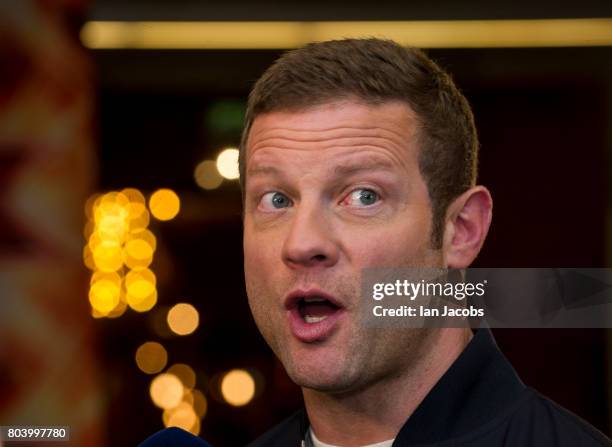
[247,164,284,177]
[333,158,396,176]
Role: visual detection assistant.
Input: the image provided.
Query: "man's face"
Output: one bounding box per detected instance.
[243,100,445,392]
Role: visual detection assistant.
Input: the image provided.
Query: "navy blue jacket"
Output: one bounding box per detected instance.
[139,427,212,447]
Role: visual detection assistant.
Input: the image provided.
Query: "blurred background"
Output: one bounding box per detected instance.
[1,0,611,445]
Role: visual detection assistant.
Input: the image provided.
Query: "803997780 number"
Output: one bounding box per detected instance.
[1,426,69,442]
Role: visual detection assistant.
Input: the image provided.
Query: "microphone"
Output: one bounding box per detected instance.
[139,427,213,447]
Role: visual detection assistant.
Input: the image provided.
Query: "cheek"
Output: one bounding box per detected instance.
[243,225,284,301]
[243,227,286,350]
[244,227,275,272]
[347,217,433,268]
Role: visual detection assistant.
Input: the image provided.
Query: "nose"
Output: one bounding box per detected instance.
[281,204,339,270]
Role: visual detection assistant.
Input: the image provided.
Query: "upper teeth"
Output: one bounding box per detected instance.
[303,297,326,303]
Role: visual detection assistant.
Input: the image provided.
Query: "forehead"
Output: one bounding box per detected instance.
[245,100,419,171]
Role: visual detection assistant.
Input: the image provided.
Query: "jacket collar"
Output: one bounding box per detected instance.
[393,328,525,444]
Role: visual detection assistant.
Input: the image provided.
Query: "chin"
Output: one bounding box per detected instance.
[283,355,361,393]
[292,372,354,393]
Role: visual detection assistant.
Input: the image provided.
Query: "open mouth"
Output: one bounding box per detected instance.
[285,289,345,342]
[298,296,340,324]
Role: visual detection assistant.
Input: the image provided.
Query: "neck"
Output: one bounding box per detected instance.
[302,328,472,447]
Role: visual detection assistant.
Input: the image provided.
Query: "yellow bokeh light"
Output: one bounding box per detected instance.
[95,210,128,241]
[126,240,153,259]
[91,239,124,272]
[191,389,208,418]
[104,191,130,205]
[220,369,255,407]
[83,219,95,241]
[126,279,155,301]
[127,277,155,298]
[123,241,154,270]
[91,307,106,319]
[94,192,131,241]
[135,341,168,374]
[84,193,101,220]
[123,229,156,269]
[128,208,150,232]
[183,389,194,406]
[90,271,122,287]
[87,232,102,249]
[106,298,128,318]
[123,189,150,230]
[191,419,201,436]
[121,187,145,201]
[90,272,126,318]
[85,188,165,318]
[150,373,184,409]
[83,245,96,271]
[126,288,158,312]
[216,148,239,180]
[149,188,180,221]
[167,364,196,389]
[127,228,157,251]
[127,201,147,219]
[126,268,157,287]
[194,160,224,190]
[167,303,199,336]
[163,402,199,434]
[84,188,165,317]
[125,268,157,311]
[89,279,121,314]
[122,188,146,208]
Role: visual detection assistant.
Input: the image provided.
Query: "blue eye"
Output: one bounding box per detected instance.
[345,188,379,207]
[261,191,292,210]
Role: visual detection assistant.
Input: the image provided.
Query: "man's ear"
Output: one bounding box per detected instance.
[442,186,492,269]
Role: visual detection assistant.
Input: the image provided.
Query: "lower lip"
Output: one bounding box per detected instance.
[287,307,345,343]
